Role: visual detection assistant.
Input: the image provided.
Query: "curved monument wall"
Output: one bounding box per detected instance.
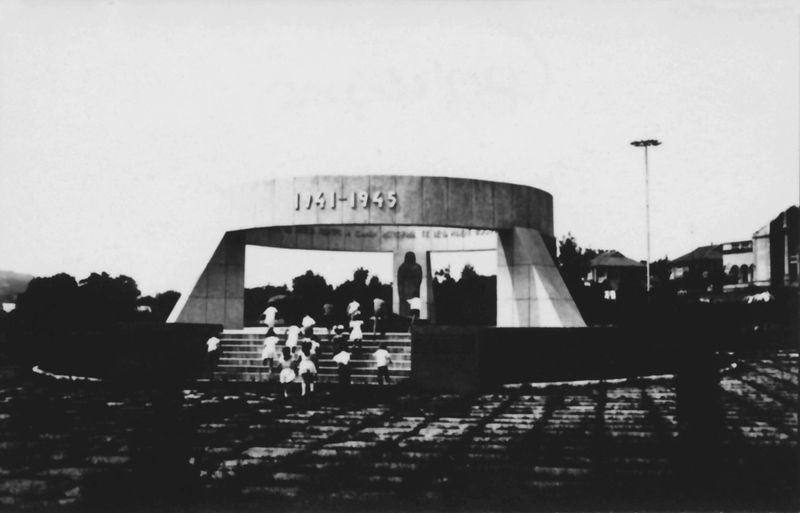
[168,175,584,329]
[245,225,498,253]
[225,175,554,235]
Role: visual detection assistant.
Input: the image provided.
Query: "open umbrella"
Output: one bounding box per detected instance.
[267,294,288,305]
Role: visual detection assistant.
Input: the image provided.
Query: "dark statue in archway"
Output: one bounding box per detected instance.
[397,251,423,316]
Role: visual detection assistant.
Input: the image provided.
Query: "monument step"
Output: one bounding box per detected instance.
[217,362,411,372]
[218,365,412,376]
[222,331,411,340]
[221,336,412,343]
[240,486,300,498]
[219,341,411,349]
[227,328,410,337]
[219,358,411,368]
[212,330,412,383]
[219,345,411,354]
[213,373,411,385]
[220,350,411,360]
[220,342,410,350]
[222,342,409,350]
[316,362,411,371]
[212,371,409,384]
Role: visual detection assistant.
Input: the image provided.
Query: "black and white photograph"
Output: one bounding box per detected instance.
[0,1,797,511]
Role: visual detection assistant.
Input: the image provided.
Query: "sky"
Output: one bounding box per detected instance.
[1,0,798,296]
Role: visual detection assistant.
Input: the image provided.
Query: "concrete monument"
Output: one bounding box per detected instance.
[168,175,585,329]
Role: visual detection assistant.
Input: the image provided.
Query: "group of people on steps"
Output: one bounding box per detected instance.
[208,252,425,393]
[256,302,392,397]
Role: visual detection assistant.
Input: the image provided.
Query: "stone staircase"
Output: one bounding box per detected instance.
[215,329,411,384]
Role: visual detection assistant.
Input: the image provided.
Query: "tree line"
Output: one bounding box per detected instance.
[245,268,392,327]
[433,265,496,325]
[245,265,501,328]
[0,263,499,340]
[2,272,180,335]
[2,235,791,342]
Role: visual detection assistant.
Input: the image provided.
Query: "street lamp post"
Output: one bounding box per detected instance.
[631,139,662,295]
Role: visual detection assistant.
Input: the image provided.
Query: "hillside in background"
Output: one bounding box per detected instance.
[0,269,35,303]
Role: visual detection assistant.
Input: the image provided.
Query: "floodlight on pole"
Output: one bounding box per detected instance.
[630,139,662,295]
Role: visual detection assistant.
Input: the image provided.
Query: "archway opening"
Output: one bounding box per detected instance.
[729,265,740,284]
[429,249,498,326]
[244,245,393,327]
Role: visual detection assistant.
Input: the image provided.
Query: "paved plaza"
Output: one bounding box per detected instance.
[0,353,796,511]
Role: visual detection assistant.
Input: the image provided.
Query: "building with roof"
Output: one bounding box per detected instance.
[752,205,798,288]
[669,244,724,292]
[753,224,770,286]
[586,251,645,294]
[720,240,755,290]
[667,205,798,293]
[669,241,757,292]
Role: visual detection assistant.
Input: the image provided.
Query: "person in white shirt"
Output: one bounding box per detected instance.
[372,297,386,337]
[349,314,364,351]
[277,347,296,398]
[261,305,278,328]
[297,343,317,396]
[331,324,349,371]
[308,336,320,357]
[301,314,316,331]
[373,343,391,385]
[408,297,422,329]
[347,300,360,321]
[302,327,321,369]
[285,325,300,351]
[206,335,220,353]
[261,327,279,376]
[331,325,348,350]
[332,343,352,389]
[206,333,221,378]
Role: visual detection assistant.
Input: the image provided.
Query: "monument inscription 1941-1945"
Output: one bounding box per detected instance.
[295,190,398,210]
